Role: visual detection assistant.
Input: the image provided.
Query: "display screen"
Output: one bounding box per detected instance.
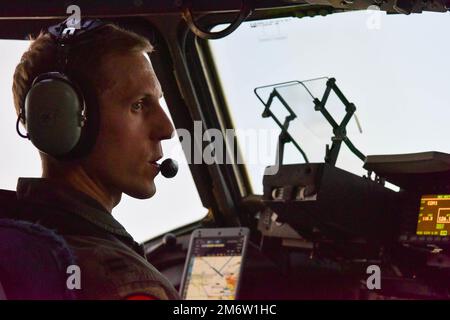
[181,236,245,300]
[417,195,450,236]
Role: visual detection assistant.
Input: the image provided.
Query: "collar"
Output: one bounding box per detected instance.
[16,177,133,240]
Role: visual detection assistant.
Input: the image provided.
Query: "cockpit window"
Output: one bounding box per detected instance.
[208,11,450,195]
[0,40,208,243]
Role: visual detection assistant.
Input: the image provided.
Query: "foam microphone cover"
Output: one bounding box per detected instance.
[160,159,178,178]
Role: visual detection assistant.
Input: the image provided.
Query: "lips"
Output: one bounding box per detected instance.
[148,155,163,170]
[149,155,162,164]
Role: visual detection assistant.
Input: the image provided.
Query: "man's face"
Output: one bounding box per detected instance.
[83,51,174,200]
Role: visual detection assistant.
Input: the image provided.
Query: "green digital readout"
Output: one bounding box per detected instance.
[417,195,450,236]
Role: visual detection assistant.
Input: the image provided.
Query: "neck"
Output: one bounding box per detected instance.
[41,159,121,213]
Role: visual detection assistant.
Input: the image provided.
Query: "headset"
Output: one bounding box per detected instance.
[17,19,111,160]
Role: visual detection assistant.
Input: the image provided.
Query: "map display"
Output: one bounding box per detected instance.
[184,256,241,299]
[181,236,245,300]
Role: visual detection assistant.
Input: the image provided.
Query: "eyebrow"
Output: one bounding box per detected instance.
[137,91,163,102]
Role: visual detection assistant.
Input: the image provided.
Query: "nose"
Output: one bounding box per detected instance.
[154,105,175,141]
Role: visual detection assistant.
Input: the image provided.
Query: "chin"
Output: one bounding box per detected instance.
[125,182,156,199]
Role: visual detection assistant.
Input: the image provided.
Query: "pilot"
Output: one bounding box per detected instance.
[8,20,180,299]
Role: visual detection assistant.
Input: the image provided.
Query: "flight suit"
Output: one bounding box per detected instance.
[9,178,180,300]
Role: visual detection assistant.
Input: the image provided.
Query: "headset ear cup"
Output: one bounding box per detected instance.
[63,73,100,159]
[24,76,84,157]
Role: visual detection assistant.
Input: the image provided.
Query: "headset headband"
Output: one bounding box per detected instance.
[49,19,109,74]
[48,19,107,41]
